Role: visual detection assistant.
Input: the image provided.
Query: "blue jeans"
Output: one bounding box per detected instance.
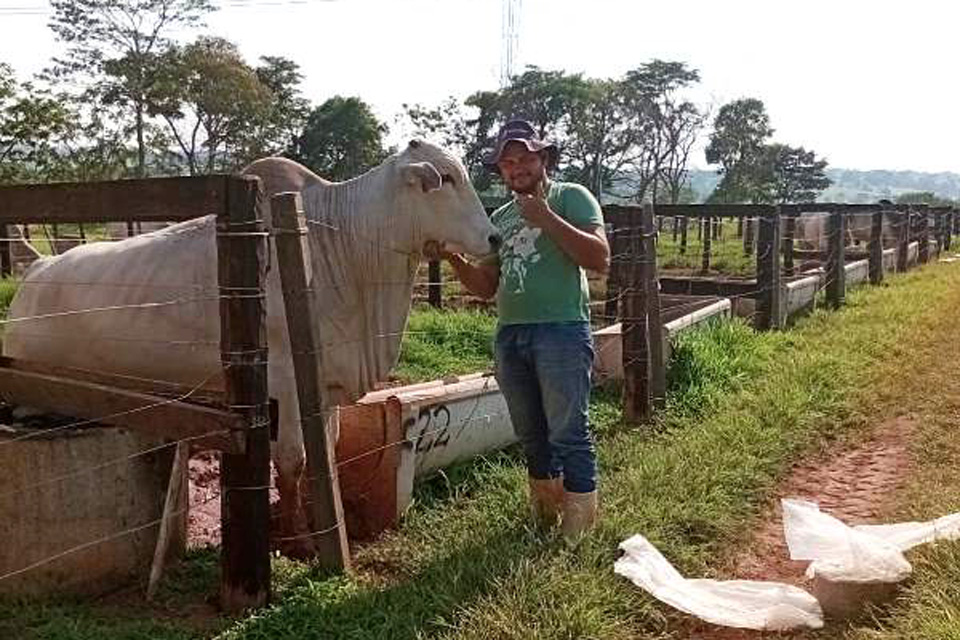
[495,322,597,493]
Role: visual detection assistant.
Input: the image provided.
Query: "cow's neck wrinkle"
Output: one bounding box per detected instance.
[303,167,420,400]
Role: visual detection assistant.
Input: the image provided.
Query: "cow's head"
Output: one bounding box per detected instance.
[396,139,500,257]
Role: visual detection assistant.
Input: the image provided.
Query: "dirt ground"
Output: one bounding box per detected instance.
[187,451,281,550]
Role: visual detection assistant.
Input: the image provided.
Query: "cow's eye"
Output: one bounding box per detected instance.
[441,173,455,186]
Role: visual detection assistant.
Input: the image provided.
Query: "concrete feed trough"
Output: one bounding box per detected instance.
[592,295,732,382]
[0,420,184,597]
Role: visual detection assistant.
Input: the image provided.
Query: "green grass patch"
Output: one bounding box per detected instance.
[665,317,773,417]
[208,263,958,640]
[394,307,496,383]
[840,293,960,640]
[656,219,756,277]
[0,549,223,640]
[0,276,19,318]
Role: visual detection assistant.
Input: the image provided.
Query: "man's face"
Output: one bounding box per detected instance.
[497,141,546,195]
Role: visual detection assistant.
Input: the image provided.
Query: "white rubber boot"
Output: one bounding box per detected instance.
[561,489,598,545]
[529,477,564,530]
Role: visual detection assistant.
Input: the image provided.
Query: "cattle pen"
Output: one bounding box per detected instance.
[603,201,956,421]
[0,176,282,612]
[0,180,956,620]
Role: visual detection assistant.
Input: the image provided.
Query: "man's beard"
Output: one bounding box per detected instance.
[508,174,538,195]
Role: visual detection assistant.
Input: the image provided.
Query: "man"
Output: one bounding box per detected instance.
[436,119,610,542]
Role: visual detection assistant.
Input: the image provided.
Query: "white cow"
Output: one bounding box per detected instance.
[794,211,898,252]
[3,140,499,555]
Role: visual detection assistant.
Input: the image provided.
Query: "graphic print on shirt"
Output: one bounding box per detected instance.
[501,217,542,294]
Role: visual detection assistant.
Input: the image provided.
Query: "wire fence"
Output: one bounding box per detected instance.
[0,200,954,595]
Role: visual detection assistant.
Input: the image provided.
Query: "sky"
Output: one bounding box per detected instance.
[1,0,958,173]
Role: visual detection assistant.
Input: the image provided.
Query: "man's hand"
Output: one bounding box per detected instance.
[516,178,555,228]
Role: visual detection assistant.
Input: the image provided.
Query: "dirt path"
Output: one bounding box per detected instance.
[682,416,916,639]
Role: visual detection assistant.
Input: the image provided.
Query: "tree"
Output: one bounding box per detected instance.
[705,98,774,203]
[399,96,473,159]
[563,78,636,199]
[762,143,831,203]
[146,37,271,174]
[247,55,310,159]
[621,60,703,203]
[659,101,708,204]
[47,0,214,177]
[495,66,589,139]
[292,96,390,181]
[0,63,77,184]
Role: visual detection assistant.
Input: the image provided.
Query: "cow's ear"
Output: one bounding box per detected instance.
[401,161,442,193]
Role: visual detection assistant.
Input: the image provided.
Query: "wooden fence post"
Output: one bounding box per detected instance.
[271,193,351,571]
[936,211,948,253]
[622,206,650,424]
[700,216,712,273]
[0,225,11,277]
[644,203,666,408]
[943,209,957,251]
[217,175,272,612]
[743,217,756,256]
[825,210,846,309]
[622,204,664,422]
[428,260,442,308]
[712,217,720,241]
[679,216,689,254]
[782,214,796,277]
[869,209,884,285]
[896,210,909,273]
[604,221,625,323]
[755,207,782,330]
[672,216,680,242]
[918,210,930,264]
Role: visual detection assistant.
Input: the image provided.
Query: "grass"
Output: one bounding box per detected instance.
[21,224,109,257]
[0,549,223,640]
[394,306,496,383]
[0,276,19,317]
[4,259,960,639]
[837,272,960,640]
[202,263,960,639]
[656,218,756,277]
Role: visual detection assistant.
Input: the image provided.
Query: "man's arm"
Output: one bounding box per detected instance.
[446,253,500,299]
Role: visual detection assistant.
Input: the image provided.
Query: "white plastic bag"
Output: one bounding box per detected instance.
[614,534,824,631]
[781,498,911,583]
[782,499,960,583]
[855,512,960,551]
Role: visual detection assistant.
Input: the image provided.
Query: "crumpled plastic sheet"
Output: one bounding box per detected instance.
[615,501,960,631]
[614,534,824,631]
[782,498,960,583]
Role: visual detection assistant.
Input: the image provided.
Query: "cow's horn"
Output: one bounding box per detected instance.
[402,161,442,193]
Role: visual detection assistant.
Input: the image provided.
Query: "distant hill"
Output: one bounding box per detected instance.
[686,168,960,204]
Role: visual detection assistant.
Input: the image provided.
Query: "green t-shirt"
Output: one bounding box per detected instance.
[490,181,604,326]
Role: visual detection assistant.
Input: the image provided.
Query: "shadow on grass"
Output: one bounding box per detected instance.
[220,519,546,640]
